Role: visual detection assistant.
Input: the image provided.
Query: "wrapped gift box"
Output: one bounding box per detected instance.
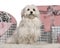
[0,11,17,43]
[37,5,60,43]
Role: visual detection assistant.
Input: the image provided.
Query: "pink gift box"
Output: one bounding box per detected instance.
[37,5,60,43]
[0,11,17,43]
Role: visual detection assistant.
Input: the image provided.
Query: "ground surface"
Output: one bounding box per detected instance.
[0,44,60,48]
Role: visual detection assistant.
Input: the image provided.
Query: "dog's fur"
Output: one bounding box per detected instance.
[6,5,42,44]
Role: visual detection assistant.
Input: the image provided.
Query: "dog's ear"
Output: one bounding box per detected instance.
[21,8,25,18]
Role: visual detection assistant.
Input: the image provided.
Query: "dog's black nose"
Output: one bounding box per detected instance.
[30,11,33,14]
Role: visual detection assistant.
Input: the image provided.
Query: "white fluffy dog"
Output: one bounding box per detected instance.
[6,5,42,44]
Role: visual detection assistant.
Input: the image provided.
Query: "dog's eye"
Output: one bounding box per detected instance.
[27,8,30,11]
[33,9,35,11]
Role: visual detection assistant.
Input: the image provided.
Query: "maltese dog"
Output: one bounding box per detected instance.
[6,5,42,44]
